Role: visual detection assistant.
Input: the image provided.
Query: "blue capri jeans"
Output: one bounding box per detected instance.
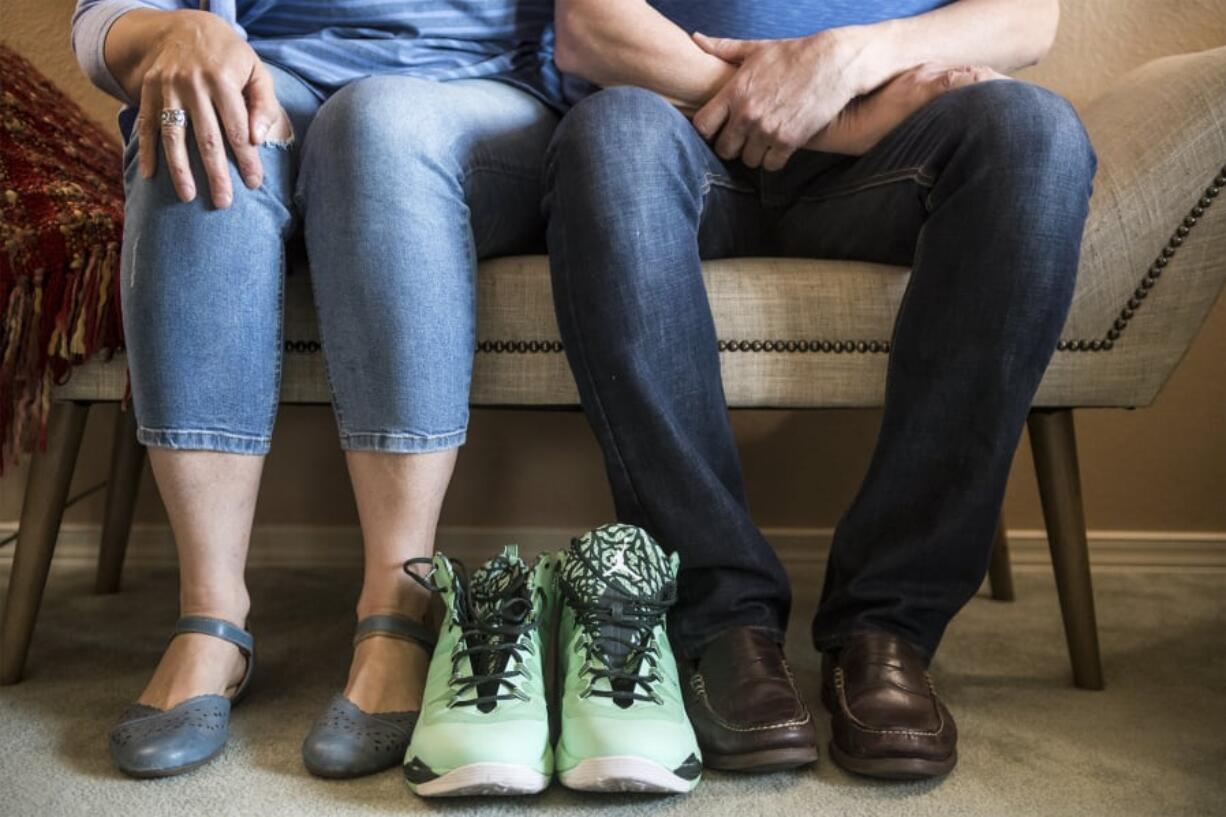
[119,65,558,454]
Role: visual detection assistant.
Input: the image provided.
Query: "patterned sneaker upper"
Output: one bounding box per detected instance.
[559,523,678,708]
[554,524,702,789]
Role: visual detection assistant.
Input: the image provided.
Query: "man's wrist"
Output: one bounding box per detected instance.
[826,20,915,97]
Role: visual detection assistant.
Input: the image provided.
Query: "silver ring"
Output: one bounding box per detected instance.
[159,108,188,128]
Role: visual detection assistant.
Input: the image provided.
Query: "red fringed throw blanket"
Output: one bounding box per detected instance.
[0,45,125,473]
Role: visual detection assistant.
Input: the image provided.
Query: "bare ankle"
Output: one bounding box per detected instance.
[179,587,251,627]
[356,577,431,623]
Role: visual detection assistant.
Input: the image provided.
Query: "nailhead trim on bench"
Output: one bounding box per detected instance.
[281,337,894,355]
[277,164,1225,359]
[719,339,890,353]
[474,340,565,354]
[1056,162,1225,352]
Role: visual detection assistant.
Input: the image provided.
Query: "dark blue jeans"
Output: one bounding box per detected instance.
[543,81,1096,660]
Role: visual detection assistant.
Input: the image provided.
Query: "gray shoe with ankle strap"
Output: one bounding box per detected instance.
[301,614,438,778]
[109,616,254,778]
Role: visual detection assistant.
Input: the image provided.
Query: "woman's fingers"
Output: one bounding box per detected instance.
[159,82,196,202]
[213,78,262,189]
[137,74,162,179]
[245,63,281,144]
[184,81,234,208]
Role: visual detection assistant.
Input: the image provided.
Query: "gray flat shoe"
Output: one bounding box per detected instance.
[302,614,437,779]
[109,616,255,778]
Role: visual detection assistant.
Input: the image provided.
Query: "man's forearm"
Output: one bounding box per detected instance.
[554,0,734,110]
[842,0,1060,96]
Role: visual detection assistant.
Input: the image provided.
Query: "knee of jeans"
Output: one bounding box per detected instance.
[546,87,696,192]
[308,76,458,173]
[953,81,1097,187]
[123,129,295,219]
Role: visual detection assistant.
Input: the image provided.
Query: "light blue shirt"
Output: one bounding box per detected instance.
[71,0,562,111]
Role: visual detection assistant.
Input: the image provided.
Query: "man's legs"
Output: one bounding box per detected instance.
[545,86,818,772]
[544,86,789,656]
[763,80,1097,657]
[765,79,1095,777]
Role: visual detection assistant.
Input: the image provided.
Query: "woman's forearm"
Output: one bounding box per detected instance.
[102,9,184,102]
[554,0,735,110]
[73,1,281,207]
[843,0,1060,96]
[72,1,184,104]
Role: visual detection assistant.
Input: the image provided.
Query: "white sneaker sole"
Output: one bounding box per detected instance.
[411,762,551,797]
[558,756,699,793]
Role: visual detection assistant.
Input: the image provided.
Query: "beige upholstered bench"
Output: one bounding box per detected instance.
[4,47,1225,690]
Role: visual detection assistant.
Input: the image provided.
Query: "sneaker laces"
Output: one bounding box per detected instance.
[561,545,677,707]
[404,555,540,712]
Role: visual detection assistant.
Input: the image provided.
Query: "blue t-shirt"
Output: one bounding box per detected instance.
[647,0,954,39]
[559,1,956,104]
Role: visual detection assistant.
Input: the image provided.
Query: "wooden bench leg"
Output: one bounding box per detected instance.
[95,406,144,594]
[1,401,90,684]
[1028,408,1105,690]
[988,514,1015,601]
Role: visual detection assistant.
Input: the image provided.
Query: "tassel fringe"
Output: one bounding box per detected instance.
[1,45,126,474]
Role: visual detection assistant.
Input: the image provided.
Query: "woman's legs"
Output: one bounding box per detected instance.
[342,449,455,711]
[136,452,261,707]
[119,63,321,708]
[298,76,558,713]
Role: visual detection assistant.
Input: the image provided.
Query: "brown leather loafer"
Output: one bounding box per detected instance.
[821,631,957,780]
[681,626,818,772]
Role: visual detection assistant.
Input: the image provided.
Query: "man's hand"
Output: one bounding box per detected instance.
[691,29,875,171]
[811,64,1009,157]
[110,9,289,207]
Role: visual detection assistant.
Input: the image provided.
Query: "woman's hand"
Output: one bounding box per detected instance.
[106,9,288,207]
[810,65,1009,157]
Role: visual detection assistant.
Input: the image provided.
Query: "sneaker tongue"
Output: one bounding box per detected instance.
[561,524,674,668]
[466,546,531,711]
[470,544,529,621]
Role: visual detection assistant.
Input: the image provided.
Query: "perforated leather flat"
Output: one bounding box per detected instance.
[301,614,437,778]
[108,616,254,778]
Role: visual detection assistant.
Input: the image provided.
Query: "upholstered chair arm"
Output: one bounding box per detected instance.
[1039,46,1226,408]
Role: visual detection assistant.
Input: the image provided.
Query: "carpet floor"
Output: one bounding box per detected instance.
[1,561,1222,817]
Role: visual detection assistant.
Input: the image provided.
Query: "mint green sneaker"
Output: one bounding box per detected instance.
[554,524,702,793]
[402,546,555,796]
